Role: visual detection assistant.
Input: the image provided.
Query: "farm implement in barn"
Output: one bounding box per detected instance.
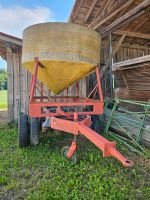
[18,57,133,167]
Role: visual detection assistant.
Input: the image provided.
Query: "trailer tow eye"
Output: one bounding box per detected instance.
[123,160,134,168]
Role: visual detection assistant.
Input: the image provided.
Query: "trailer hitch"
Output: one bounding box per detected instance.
[51,115,134,167]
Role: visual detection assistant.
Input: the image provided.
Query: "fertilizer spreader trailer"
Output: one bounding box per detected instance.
[18,22,133,167]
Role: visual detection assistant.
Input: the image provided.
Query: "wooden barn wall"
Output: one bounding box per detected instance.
[100,43,150,98]
[101,43,150,64]
[6,46,31,121]
[114,45,150,63]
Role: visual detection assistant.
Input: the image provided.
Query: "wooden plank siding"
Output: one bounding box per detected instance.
[112,55,150,101]
[6,46,31,121]
[99,42,150,99]
[100,42,150,64]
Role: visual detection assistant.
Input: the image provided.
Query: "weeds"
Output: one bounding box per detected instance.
[0,124,149,200]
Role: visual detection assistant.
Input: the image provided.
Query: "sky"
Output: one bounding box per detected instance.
[0,0,75,69]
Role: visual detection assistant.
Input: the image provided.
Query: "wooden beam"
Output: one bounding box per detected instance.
[101,0,150,38]
[112,34,126,57]
[112,55,150,71]
[90,0,112,27]
[91,0,134,29]
[114,30,150,40]
[91,0,110,23]
[133,18,148,31]
[121,43,150,50]
[0,32,22,46]
[84,0,98,22]
[129,18,149,43]
[102,11,144,38]
[113,0,133,21]
[7,47,14,121]
[69,0,84,22]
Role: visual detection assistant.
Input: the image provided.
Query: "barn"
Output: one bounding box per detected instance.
[69,0,150,100]
[0,0,150,122]
[0,32,30,121]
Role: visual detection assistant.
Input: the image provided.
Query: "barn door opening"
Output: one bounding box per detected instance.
[0,55,8,124]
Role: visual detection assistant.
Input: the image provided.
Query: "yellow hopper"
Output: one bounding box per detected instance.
[22,23,101,94]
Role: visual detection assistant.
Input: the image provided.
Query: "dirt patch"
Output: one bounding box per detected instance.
[0,109,8,124]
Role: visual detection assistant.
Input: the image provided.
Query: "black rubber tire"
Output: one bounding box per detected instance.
[30,117,40,145]
[91,115,102,133]
[18,113,29,147]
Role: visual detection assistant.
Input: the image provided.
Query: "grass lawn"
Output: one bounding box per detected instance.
[0,124,150,200]
[0,90,7,109]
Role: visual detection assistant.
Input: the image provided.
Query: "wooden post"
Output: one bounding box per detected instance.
[6,47,14,121]
[113,34,126,57]
[109,34,113,98]
[13,46,20,120]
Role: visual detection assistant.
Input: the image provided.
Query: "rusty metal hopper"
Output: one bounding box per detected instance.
[22,23,101,94]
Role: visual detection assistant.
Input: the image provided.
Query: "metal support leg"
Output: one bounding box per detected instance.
[66,140,77,159]
[30,57,39,102]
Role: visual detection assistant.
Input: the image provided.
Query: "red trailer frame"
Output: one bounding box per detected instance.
[29,57,104,118]
[29,57,133,167]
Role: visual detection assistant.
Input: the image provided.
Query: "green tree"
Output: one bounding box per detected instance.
[0,69,7,90]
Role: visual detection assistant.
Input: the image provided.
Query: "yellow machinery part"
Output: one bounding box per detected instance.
[22,23,101,93]
[23,60,95,94]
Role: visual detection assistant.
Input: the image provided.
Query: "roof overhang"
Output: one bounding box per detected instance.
[69,0,150,45]
[0,32,22,46]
